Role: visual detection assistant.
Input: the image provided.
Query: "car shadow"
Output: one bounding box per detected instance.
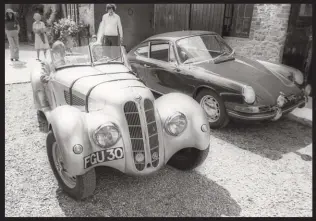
[211,117,312,161]
[56,166,241,217]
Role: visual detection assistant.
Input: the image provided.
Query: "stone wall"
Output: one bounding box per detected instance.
[224,4,291,63]
[78,4,95,36]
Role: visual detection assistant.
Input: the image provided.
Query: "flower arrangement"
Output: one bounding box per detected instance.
[52,16,87,45]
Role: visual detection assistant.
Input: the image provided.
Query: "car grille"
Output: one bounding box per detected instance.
[64,91,85,106]
[124,99,159,171]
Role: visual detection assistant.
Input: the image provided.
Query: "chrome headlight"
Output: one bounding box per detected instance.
[242,85,256,104]
[290,68,304,85]
[304,84,312,96]
[92,123,121,148]
[164,112,187,136]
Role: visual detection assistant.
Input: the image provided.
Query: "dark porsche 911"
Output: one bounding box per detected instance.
[127,31,310,128]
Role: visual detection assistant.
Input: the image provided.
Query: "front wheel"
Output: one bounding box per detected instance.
[195,89,230,129]
[167,147,209,171]
[46,131,96,200]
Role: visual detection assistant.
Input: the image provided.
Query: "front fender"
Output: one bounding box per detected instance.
[155,93,210,163]
[49,105,91,176]
[49,105,128,177]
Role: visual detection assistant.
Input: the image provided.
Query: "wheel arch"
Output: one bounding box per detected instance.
[192,85,219,99]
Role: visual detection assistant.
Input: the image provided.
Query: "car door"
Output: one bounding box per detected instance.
[144,40,195,95]
[129,42,150,83]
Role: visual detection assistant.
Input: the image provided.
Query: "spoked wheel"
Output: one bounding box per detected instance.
[52,142,77,188]
[200,95,221,123]
[196,89,230,129]
[47,131,96,200]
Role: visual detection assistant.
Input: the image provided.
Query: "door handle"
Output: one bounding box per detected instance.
[144,64,151,68]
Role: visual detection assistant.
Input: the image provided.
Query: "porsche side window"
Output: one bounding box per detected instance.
[169,44,176,63]
[150,43,169,62]
[135,43,149,57]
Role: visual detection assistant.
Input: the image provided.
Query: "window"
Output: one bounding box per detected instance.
[299,4,312,17]
[169,44,176,62]
[150,42,169,62]
[223,4,254,38]
[134,42,149,57]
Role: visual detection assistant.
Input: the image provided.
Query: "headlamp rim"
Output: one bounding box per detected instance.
[92,122,121,148]
[164,111,188,136]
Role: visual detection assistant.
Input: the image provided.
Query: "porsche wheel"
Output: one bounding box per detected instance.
[46,131,96,200]
[196,89,230,129]
[167,147,209,171]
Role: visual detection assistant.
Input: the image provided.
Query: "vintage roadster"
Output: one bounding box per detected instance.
[127,31,311,128]
[30,41,210,200]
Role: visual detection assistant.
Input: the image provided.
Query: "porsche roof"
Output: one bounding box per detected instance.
[144,30,218,42]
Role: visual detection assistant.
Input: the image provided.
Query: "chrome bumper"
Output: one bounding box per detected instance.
[227,99,306,121]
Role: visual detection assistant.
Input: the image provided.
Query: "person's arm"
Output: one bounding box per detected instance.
[16,19,20,33]
[47,4,58,26]
[97,15,105,44]
[117,15,123,43]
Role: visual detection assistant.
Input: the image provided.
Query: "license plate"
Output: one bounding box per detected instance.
[84,147,124,169]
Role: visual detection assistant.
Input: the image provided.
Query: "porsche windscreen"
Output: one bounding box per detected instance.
[175,34,234,64]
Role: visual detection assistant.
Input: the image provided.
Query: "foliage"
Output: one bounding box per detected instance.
[52,16,87,44]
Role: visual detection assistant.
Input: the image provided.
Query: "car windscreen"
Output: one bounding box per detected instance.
[90,45,125,65]
[51,46,91,69]
[175,34,233,64]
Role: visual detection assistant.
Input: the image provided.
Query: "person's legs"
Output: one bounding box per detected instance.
[6,30,18,60]
[108,36,119,59]
[43,49,47,58]
[37,50,40,60]
[12,32,19,60]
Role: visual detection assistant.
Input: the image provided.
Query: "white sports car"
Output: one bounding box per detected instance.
[30,42,211,200]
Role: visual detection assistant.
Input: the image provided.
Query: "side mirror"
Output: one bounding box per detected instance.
[170,61,180,72]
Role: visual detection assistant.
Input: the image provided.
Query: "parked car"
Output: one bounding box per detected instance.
[127,31,311,128]
[30,42,210,200]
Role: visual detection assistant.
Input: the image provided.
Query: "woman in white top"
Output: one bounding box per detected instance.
[33,13,50,61]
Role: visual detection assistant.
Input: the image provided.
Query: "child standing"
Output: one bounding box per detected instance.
[33,13,50,61]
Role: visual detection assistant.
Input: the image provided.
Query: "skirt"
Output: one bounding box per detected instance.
[34,33,50,50]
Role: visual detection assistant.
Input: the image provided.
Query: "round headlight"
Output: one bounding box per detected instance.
[291,69,304,85]
[93,123,121,148]
[304,84,312,96]
[164,112,187,136]
[242,85,256,104]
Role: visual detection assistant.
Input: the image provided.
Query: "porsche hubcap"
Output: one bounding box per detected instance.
[200,95,220,122]
[52,142,76,188]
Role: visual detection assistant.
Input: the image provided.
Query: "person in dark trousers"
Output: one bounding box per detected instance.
[5,8,20,61]
[97,4,123,46]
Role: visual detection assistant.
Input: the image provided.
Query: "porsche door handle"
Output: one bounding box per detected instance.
[144,64,151,68]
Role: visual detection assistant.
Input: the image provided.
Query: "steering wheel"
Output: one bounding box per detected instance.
[96,56,111,62]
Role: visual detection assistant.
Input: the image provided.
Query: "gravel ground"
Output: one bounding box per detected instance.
[5,83,312,217]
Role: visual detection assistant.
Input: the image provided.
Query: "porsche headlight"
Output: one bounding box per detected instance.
[164,112,187,136]
[92,123,121,148]
[291,69,304,85]
[242,85,256,104]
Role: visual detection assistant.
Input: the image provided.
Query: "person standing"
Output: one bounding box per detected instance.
[5,8,20,61]
[97,4,123,46]
[33,13,50,61]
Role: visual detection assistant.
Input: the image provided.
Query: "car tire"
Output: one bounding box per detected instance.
[37,110,49,133]
[46,131,96,200]
[167,147,209,171]
[195,89,230,129]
